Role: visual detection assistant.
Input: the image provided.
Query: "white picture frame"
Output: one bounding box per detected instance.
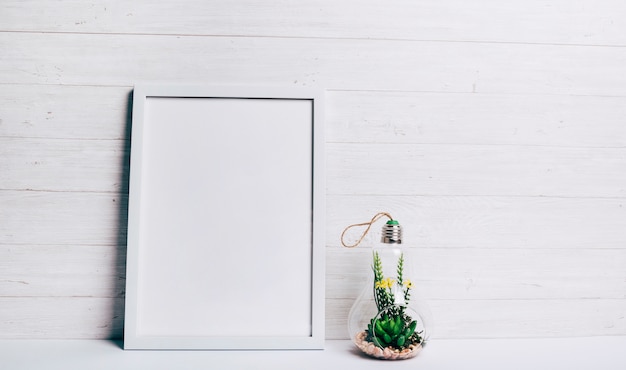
[124,85,325,350]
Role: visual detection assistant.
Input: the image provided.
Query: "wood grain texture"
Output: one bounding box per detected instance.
[0,245,125,298]
[0,85,132,140]
[327,298,626,339]
[326,247,626,301]
[2,0,625,46]
[5,191,622,248]
[4,86,624,147]
[2,295,623,339]
[0,190,127,246]
[0,137,129,193]
[326,195,626,249]
[0,297,123,339]
[1,0,625,340]
[327,144,626,197]
[326,91,626,147]
[2,137,623,197]
[2,33,626,95]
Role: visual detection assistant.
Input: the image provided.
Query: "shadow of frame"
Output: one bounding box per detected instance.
[108,90,133,346]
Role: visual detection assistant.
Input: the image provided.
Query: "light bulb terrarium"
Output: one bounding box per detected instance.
[342,213,431,360]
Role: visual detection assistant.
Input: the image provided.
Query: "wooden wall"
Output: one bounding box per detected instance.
[1,1,625,339]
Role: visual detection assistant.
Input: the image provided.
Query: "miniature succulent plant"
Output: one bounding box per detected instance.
[368,314,419,348]
[365,251,423,350]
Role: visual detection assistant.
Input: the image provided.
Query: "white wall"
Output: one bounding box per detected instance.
[1,0,625,339]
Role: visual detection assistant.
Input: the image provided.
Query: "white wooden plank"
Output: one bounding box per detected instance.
[326,298,626,339]
[0,245,125,298]
[4,86,625,148]
[2,33,626,95]
[435,299,626,338]
[2,296,623,339]
[327,143,626,197]
[326,247,626,301]
[2,0,625,46]
[326,91,626,147]
[2,244,622,301]
[0,137,128,192]
[0,190,127,246]
[0,0,624,343]
[326,195,626,249]
[0,297,123,339]
[3,191,623,248]
[3,138,624,197]
[0,84,131,140]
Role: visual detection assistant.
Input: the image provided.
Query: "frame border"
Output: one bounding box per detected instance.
[123,85,325,350]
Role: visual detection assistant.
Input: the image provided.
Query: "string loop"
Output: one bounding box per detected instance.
[340,212,393,248]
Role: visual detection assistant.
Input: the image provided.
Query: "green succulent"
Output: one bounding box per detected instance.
[367,314,419,349]
[366,251,423,350]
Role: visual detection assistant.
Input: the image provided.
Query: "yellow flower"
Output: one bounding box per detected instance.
[376,278,396,289]
[403,280,414,289]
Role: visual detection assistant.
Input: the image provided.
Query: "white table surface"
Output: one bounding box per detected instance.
[2,337,626,370]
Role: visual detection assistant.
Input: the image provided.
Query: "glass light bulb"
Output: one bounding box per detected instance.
[347,220,432,360]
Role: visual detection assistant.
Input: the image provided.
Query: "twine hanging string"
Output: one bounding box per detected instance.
[340,212,393,248]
